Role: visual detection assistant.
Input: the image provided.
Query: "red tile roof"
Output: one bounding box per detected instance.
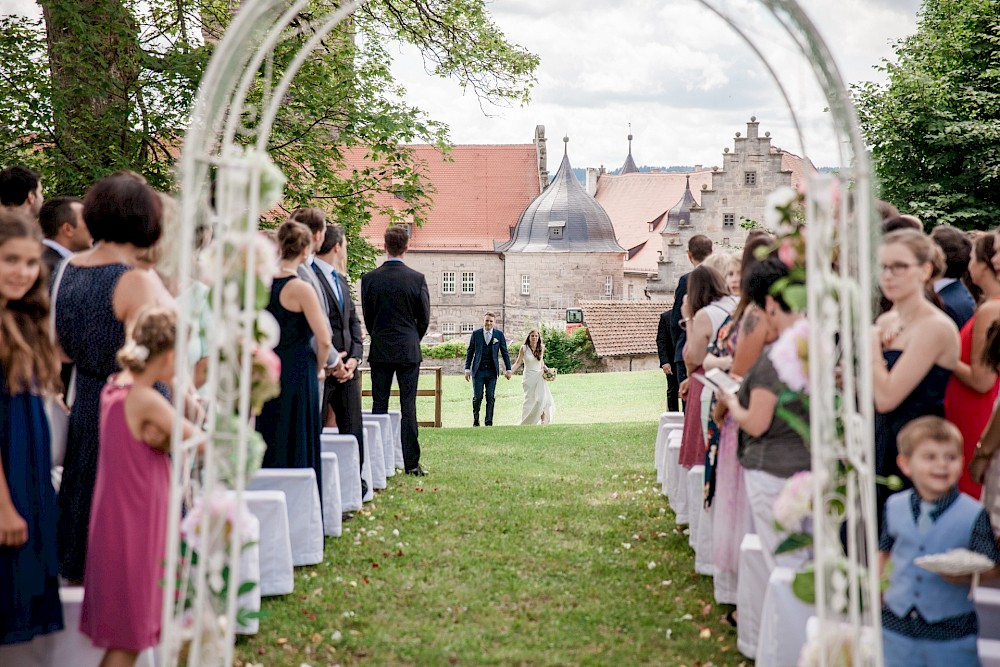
[595,171,714,274]
[772,147,816,190]
[352,144,541,251]
[580,300,671,357]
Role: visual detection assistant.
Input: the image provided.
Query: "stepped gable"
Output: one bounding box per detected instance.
[499,137,625,254]
[579,300,667,357]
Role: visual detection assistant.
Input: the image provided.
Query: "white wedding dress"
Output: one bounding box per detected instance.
[520,352,555,425]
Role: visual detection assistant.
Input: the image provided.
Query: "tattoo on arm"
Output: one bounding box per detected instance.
[742,310,759,335]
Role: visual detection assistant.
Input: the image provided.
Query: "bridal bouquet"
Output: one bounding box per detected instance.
[543,367,557,382]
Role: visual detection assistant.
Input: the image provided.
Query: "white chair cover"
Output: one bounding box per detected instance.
[320,452,343,537]
[386,409,405,469]
[0,587,156,667]
[363,421,387,490]
[248,469,324,566]
[976,582,1000,640]
[687,465,705,549]
[694,499,716,576]
[361,434,374,502]
[737,533,769,658]
[980,639,1000,667]
[665,434,687,524]
[241,490,295,596]
[755,566,813,666]
[320,433,362,513]
[363,413,395,478]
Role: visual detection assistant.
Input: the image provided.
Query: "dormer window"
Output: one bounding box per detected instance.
[548,220,566,240]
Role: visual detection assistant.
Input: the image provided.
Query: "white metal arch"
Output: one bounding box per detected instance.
[168,1,879,665]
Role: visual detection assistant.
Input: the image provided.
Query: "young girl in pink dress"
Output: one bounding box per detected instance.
[81,307,199,667]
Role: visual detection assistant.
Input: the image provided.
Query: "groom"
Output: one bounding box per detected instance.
[464,312,512,427]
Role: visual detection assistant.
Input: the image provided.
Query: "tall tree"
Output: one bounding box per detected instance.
[853,0,1000,230]
[0,0,538,272]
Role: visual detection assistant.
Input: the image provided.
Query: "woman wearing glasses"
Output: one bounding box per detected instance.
[872,229,959,520]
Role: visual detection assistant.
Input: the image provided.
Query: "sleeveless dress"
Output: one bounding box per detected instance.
[80,381,170,650]
[874,350,952,520]
[256,276,322,502]
[0,372,63,644]
[679,296,737,469]
[519,351,555,425]
[944,309,1000,499]
[55,262,132,582]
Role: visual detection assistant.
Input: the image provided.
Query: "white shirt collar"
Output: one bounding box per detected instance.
[42,238,73,259]
[933,277,957,292]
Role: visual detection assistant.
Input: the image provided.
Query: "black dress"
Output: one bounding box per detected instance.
[256,276,323,502]
[874,349,952,521]
[55,263,131,582]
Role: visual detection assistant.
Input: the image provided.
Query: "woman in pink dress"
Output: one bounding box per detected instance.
[81,308,200,666]
[678,265,737,469]
[944,233,1000,498]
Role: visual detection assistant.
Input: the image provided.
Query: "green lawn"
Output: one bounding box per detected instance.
[360,369,669,428]
[234,419,746,666]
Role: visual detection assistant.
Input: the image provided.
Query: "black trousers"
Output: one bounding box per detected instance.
[665,367,680,413]
[472,370,498,425]
[324,373,364,477]
[369,361,420,470]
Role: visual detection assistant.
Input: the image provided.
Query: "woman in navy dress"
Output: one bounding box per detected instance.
[872,229,959,520]
[0,212,63,644]
[54,175,165,583]
[256,220,331,502]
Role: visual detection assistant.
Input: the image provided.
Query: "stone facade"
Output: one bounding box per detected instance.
[502,251,624,334]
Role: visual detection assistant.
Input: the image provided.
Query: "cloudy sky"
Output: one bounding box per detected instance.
[2,0,924,168]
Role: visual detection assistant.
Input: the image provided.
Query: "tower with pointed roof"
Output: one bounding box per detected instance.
[619,126,639,175]
[500,136,626,331]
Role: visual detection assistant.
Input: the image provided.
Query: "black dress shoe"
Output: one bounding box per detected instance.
[361,479,369,496]
[405,465,428,476]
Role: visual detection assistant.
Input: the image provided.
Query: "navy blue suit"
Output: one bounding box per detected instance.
[938,280,976,330]
[465,328,512,426]
[670,272,690,386]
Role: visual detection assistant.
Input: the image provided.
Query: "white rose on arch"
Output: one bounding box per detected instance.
[255,310,281,349]
[764,185,799,232]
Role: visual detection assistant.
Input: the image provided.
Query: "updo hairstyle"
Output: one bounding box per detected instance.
[117,307,177,373]
[277,220,312,260]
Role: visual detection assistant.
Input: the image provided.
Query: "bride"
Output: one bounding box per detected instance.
[510,329,555,425]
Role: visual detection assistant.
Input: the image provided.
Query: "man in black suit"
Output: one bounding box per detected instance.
[930,225,976,329]
[463,311,512,427]
[314,223,367,495]
[0,165,43,222]
[39,196,90,275]
[669,235,713,391]
[656,309,678,412]
[361,226,431,476]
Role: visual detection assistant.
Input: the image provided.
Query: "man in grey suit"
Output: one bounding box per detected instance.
[289,207,349,377]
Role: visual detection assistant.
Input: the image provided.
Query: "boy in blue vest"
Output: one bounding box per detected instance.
[880,416,1000,667]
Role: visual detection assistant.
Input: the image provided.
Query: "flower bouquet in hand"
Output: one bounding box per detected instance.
[543,367,557,382]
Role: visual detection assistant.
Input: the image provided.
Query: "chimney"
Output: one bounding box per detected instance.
[586,167,599,197]
[650,167,660,174]
[693,164,702,172]
[534,124,548,191]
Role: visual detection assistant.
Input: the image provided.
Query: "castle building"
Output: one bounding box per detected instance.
[355,117,812,342]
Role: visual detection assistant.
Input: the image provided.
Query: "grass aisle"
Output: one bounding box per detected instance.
[235,421,745,666]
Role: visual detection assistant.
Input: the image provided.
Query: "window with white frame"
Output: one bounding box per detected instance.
[461,271,476,294]
[627,283,635,301]
[442,271,456,294]
[604,275,613,297]
[460,322,475,334]
[521,274,530,295]
[442,322,456,335]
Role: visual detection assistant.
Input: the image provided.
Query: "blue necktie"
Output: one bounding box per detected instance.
[331,270,344,310]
